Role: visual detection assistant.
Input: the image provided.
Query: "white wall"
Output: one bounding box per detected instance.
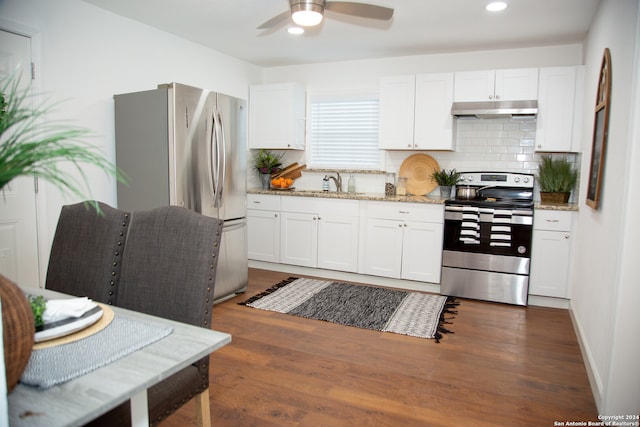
[0,0,262,283]
[571,0,640,415]
[263,44,583,88]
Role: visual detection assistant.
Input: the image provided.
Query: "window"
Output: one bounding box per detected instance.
[308,92,379,169]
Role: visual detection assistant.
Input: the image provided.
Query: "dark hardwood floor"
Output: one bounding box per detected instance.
[162,268,597,426]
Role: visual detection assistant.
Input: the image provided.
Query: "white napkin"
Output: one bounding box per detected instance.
[42,297,97,323]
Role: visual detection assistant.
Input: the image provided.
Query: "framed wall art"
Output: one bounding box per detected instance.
[586,48,612,209]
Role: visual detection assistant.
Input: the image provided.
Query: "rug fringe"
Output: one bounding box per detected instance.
[434,296,458,343]
[238,277,299,306]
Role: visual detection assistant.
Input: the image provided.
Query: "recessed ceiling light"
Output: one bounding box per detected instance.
[288,26,305,35]
[486,1,508,12]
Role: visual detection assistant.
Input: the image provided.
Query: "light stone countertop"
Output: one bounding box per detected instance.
[248,188,447,204]
[534,202,579,211]
[248,188,579,211]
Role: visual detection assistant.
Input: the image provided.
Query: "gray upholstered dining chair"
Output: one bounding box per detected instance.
[45,201,130,305]
[46,202,223,426]
[87,205,223,427]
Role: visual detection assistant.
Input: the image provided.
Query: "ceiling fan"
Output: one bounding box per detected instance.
[257,0,394,30]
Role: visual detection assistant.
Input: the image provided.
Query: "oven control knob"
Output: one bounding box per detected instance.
[467,176,474,182]
[518,246,527,254]
[523,177,530,183]
[514,177,520,183]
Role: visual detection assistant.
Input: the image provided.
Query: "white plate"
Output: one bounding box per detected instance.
[35,306,104,343]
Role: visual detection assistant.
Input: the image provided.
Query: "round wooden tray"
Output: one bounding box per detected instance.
[33,304,114,350]
[398,154,440,195]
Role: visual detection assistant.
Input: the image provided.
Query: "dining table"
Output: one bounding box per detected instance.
[8,287,231,427]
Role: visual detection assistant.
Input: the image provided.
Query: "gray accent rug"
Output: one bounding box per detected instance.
[240,277,457,342]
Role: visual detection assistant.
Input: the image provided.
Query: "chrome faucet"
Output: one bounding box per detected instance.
[327,172,342,193]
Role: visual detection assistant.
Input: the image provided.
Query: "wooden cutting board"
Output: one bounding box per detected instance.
[398,154,439,195]
[273,163,307,180]
[272,163,298,178]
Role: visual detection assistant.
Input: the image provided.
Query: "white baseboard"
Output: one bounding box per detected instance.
[568,304,603,412]
[527,295,570,309]
[248,261,441,294]
[249,261,570,309]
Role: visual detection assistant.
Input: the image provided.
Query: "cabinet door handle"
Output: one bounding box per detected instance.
[564,234,570,239]
[252,201,261,204]
[274,213,278,218]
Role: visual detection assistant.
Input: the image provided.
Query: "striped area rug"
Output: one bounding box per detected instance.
[239,277,458,342]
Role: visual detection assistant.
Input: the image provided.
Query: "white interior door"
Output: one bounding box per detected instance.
[0,29,40,287]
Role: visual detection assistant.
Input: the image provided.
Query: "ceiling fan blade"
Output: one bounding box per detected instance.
[325,1,393,20]
[257,10,291,29]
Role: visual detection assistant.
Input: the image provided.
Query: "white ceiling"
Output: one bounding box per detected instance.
[83,0,601,68]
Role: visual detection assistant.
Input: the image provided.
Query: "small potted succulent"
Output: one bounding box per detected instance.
[252,149,284,189]
[431,168,462,198]
[537,155,578,204]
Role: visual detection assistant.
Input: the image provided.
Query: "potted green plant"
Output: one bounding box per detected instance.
[0,74,128,212]
[252,149,283,188]
[536,155,578,204]
[431,168,462,198]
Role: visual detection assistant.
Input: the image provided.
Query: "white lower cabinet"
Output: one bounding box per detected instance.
[530,210,574,298]
[247,194,281,263]
[280,211,318,268]
[279,196,360,272]
[361,201,444,283]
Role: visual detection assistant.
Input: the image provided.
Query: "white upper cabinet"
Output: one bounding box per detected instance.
[535,66,584,152]
[454,68,539,102]
[414,73,455,150]
[378,75,415,150]
[249,83,306,150]
[379,73,454,150]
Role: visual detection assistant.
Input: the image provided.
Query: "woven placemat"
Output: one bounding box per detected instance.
[33,303,115,350]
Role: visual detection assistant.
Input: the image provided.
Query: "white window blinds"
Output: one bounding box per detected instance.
[309,93,379,169]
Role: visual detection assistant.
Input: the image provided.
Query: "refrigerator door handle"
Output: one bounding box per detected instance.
[217,110,227,206]
[208,110,218,206]
[210,108,225,208]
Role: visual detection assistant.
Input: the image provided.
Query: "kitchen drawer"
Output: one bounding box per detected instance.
[281,196,359,216]
[534,210,572,231]
[247,194,280,211]
[367,201,443,223]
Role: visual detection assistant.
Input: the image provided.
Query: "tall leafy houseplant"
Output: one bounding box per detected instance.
[537,155,578,204]
[0,74,128,211]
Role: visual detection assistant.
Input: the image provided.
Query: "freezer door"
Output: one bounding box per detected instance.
[214,218,248,303]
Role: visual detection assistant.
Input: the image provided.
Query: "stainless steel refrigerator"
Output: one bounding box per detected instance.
[113,82,247,303]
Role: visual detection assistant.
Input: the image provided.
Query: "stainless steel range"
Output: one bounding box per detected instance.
[440,172,534,306]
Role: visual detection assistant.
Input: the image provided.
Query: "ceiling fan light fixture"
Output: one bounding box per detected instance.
[291,3,324,27]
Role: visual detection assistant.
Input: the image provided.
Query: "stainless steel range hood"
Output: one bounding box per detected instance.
[451,100,538,119]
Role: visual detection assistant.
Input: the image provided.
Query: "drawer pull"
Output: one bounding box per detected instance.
[545,219,560,223]
[398,210,410,214]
